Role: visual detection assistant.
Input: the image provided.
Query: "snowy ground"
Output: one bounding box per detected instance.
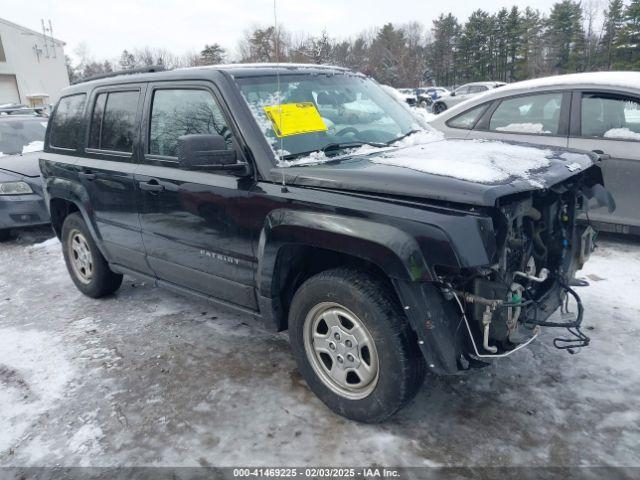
[0,227,639,468]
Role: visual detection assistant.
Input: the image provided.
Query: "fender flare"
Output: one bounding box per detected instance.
[44,176,109,259]
[256,209,441,299]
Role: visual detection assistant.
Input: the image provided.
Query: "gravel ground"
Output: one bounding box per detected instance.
[0,226,639,468]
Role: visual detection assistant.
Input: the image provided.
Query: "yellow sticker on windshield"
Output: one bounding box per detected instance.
[263,102,328,137]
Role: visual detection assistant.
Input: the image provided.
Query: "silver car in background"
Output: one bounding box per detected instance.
[432,81,506,114]
[429,71,640,235]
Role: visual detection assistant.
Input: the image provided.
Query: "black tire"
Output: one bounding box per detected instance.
[61,212,123,298]
[288,267,425,422]
[433,102,447,114]
[0,229,11,242]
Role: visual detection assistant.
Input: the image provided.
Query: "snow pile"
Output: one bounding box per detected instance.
[67,423,104,456]
[21,141,44,154]
[391,129,444,147]
[275,130,556,186]
[604,128,640,141]
[276,129,444,168]
[278,150,330,167]
[495,123,551,134]
[370,139,553,184]
[0,327,74,453]
[560,152,593,164]
[27,236,60,251]
[499,71,640,93]
[410,107,436,123]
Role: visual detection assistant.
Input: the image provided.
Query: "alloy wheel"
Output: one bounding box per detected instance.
[68,230,94,284]
[303,302,379,400]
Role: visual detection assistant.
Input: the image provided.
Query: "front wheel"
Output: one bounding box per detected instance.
[288,268,425,422]
[61,213,123,298]
[0,229,11,242]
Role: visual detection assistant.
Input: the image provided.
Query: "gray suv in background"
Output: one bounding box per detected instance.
[432,81,506,114]
[429,72,640,235]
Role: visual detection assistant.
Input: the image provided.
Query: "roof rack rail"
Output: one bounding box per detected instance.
[0,106,46,116]
[74,65,166,84]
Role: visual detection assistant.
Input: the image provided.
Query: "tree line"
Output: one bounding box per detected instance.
[67,0,640,87]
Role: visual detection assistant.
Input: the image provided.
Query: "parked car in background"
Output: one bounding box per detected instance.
[432,81,506,114]
[0,112,49,240]
[416,87,450,109]
[429,71,640,235]
[396,88,418,106]
[380,85,415,109]
[40,64,607,422]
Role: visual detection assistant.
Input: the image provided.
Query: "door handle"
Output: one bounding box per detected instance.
[79,171,96,181]
[592,150,611,161]
[139,180,164,192]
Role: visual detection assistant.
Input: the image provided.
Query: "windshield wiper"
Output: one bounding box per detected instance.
[322,141,386,153]
[386,129,423,145]
[282,141,386,161]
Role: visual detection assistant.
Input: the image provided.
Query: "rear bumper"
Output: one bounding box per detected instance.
[0,194,50,230]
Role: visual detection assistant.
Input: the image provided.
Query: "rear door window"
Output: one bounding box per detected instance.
[148,88,231,158]
[581,93,640,141]
[488,93,563,135]
[468,85,488,94]
[89,90,139,152]
[49,94,87,149]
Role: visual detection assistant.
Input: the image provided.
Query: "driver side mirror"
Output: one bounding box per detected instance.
[450,91,456,97]
[177,134,248,173]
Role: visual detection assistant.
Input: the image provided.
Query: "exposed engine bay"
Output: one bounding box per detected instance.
[439,171,611,358]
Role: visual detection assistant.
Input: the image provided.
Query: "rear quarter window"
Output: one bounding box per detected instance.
[446,104,490,130]
[49,94,87,150]
[88,90,139,152]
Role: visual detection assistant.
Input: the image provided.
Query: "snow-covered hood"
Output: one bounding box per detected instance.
[271,138,598,207]
[0,151,42,178]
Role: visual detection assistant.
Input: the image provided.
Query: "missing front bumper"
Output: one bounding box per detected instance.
[452,277,590,358]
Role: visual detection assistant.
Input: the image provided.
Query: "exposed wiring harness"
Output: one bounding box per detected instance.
[520,277,590,354]
[450,273,590,355]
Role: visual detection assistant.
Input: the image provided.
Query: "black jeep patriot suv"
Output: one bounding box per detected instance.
[40,64,611,422]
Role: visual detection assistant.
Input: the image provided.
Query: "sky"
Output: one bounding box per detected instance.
[1,0,563,63]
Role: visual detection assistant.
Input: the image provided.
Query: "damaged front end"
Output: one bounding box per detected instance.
[437,167,612,362]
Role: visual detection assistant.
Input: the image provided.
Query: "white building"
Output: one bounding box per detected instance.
[0,18,69,107]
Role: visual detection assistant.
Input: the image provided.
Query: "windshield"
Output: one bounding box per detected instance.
[235,73,428,163]
[0,119,47,157]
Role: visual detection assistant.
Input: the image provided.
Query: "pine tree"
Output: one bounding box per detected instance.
[545,1,586,73]
[119,50,136,70]
[200,44,226,65]
[429,14,460,86]
[369,24,408,86]
[618,0,640,68]
[494,8,511,81]
[506,7,522,81]
[515,8,546,79]
[460,10,493,82]
[600,0,626,69]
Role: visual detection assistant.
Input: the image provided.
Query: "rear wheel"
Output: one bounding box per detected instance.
[288,268,425,422]
[0,229,11,242]
[61,213,123,298]
[433,102,447,114]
